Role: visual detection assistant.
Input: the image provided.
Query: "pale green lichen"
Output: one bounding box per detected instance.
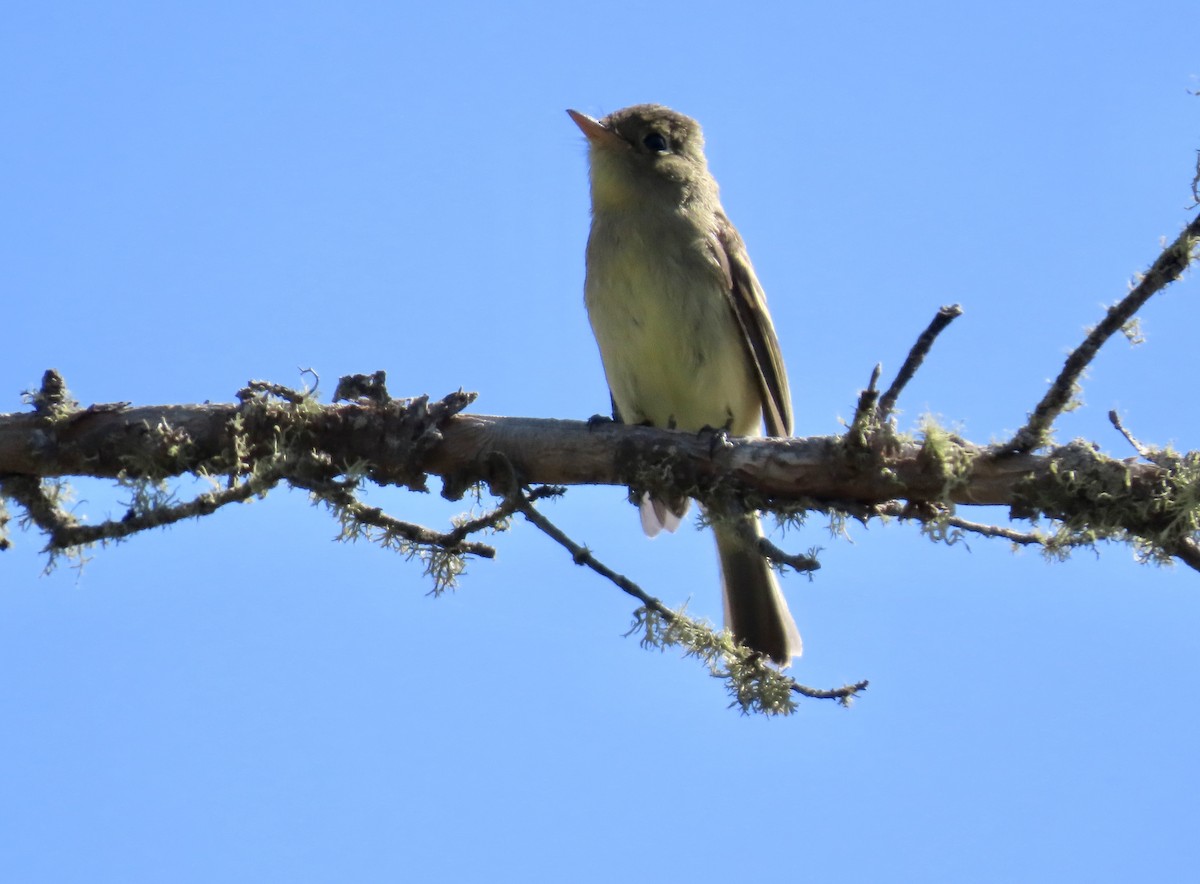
[1015,440,1200,565]
[627,604,801,716]
[1121,317,1146,345]
[917,416,977,501]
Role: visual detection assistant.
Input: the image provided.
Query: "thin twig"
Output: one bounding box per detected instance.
[511,484,866,706]
[716,503,821,573]
[846,363,882,446]
[948,516,1042,544]
[295,475,500,558]
[875,499,1099,552]
[1168,537,1200,572]
[0,475,75,537]
[453,485,563,540]
[943,515,1061,548]
[512,486,674,618]
[237,379,315,405]
[1190,149,1199,208]
[1108,410,1151,459]
[756,534,821,574]
[52,477,274,548]
[792,679,870,700]
[1006,214,1200,454]
[877,304,963,422]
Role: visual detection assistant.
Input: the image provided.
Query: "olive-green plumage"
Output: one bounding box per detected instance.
[569,103,801,665]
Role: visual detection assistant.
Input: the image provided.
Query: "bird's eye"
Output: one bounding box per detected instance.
[642,132,669,153]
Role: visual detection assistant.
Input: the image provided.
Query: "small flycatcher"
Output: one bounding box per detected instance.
[568,104,802,665]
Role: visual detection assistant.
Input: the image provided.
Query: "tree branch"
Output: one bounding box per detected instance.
[877,304,963,423]
[508,480,866,712]
[2,393,1198,568]
[1005,213,1200,454]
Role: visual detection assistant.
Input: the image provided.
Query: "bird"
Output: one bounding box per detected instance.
[568,103,802,665]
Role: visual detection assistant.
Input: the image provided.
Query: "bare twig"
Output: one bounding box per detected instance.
[237,379,314,406]
[877,304,963,423]
[1109,410,1152,459]
[872,500,1112,558]
[52,476,275,549]
[1169,537,1200,570]
[719,511,820,573]
[1190,149,1199,208]
[453,485,562,538]
[0,474,80,543]
[846,363,882,446]
[510,484,866,708]
[791,679,871,701]
[941,515,1082,550]
[941,515,1040,545]
[512,484,676,619]
[1006,213,1200,454]
[756,534,821,574]
[295,475,501,559]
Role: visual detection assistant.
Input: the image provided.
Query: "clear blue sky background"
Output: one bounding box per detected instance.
[3,3,1198,881]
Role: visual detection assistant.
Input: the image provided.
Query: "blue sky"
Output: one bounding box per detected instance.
[3,2,1198,881]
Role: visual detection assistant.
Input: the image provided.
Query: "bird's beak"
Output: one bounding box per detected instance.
[567,109,622,147]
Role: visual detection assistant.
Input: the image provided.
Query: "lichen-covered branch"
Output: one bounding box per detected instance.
[507,479,867,714]
[0,373,489,578]
[2,373,1198,572]
[1006,213,1200,454]
[877,304,963,424]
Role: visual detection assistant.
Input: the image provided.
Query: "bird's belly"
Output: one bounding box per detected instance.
[585,250,762,437]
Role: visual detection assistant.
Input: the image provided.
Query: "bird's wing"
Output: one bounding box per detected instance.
[709,213,793,438]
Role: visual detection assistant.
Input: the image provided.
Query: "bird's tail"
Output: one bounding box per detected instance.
[714,514,802,666]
